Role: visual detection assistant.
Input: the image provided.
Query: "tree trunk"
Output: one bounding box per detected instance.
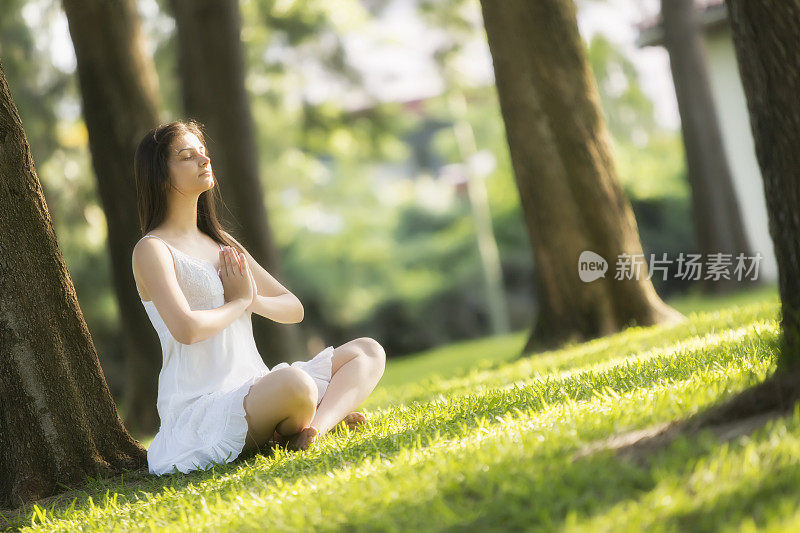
[0,61,146,510]
[480,0,683,352]
[61,0,163,435]
[661,0,754,293]
[169,0,305,365]
[726,0,800,371]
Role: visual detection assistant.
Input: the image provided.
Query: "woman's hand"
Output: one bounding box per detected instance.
[218,246,254,305]
[245,261,258,312]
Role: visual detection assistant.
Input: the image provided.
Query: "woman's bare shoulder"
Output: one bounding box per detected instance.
[132,234,181,298]
[133,235,174,269]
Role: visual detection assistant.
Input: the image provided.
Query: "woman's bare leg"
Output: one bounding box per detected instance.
[240,367,318,454]
[309,337,386,436]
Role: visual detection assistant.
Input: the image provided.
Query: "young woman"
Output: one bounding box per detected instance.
[131,120,386,476]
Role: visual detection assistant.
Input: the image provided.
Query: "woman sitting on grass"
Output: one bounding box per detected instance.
[131,120,386,476]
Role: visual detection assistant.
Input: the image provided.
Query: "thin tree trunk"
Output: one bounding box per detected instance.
[61,0,163,435]
[0,61,146,510]
[726,0,800,370]
[661,0,754,293]
[447,89,509,336]
[169,0,305,365]
[480,0,683,352]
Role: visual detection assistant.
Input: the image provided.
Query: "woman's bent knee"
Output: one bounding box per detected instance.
[279,367,318,408]
[354,337,385,358]
[355,337,386,375]
[241,368,319,449]
[243,368,316,428]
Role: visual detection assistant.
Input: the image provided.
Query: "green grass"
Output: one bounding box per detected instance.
[666,283,779,316]
[5,285,795,532]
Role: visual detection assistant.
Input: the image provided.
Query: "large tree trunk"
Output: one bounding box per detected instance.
[480,0,683,352]
[0,61,146,510]
[726,0,800,371]
[661,0,754,293]
[169,0,305,365]
[61,0,163,435]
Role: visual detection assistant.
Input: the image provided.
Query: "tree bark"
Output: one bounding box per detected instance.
[0,61,146,510]
[661,0,754,293]
[480,0,683,352]
[61,0,163,435]
[169,0,305,365]
[726,0,800,370]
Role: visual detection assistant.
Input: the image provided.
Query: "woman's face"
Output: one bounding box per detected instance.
[167,132,214,195]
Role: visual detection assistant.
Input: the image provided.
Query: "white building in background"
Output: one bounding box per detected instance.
[637,0,777,282]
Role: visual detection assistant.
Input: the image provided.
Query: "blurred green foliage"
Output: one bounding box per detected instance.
[3,0,691,397]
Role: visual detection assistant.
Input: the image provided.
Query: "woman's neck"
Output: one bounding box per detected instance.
[161,193,201,238]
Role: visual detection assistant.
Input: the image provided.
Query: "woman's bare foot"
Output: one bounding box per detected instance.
[283,426,319,451]
[332,411,367,434]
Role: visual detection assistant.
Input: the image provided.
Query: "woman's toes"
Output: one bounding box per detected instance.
[332,412,367,434]
[286,426,319,451]
[271,429,285,444]
[343,412,367,431]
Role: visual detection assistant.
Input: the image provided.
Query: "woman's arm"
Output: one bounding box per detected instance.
[247,293,304,324]
[221,231,304,323]
[134,238,251,344]
[190,300,251,343]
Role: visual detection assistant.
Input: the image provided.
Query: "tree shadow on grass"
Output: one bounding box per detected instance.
[1,391,784,532]
[594,366,800,469]
[0,383,650,531]
[0,329,780,530]
[663,460,800,532]
[327,411,799,532]
[0,443,288,530]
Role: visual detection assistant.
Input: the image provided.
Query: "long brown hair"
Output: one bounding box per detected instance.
[133,120,242,253]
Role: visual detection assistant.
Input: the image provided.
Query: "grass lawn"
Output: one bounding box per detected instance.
[4,284,796,532]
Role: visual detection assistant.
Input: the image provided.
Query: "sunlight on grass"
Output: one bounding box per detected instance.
[4,287,794,532]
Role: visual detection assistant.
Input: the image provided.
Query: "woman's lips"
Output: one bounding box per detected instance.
[200,170,211,176]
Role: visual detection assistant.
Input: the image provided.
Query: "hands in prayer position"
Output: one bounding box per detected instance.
[218,246,257,308]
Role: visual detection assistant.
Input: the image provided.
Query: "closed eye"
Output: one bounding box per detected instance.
[181,148,206,160]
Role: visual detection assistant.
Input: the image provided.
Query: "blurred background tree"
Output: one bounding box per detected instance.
[660,0,753,294]
[2,0,706,428]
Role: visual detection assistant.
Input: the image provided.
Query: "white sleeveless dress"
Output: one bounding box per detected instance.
[133,234,335,476]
